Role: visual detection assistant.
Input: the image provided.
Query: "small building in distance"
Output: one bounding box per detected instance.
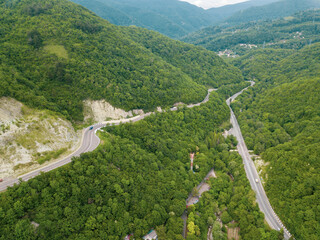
[143,230,158,240]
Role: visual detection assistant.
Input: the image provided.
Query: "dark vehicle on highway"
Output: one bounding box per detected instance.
[89,126,94,130]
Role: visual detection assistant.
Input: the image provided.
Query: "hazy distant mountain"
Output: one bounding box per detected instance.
[70,0,280,38]
[183,8,320,54]
[224,0,320,26]
[71,0,136,26]
[71,0,212,38]
[207,0,279,22]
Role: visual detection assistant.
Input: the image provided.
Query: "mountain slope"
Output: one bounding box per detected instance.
[230,48,295,81]
[232,42,320,83]
[121,26,243,87]
[0,0,242,122]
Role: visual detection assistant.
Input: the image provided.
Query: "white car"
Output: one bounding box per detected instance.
[255,178,259,183]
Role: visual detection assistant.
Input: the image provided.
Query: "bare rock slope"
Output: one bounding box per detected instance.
[0,97,79,178]
[84,99,144,123]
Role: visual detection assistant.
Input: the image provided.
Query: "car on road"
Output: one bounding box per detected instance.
[255,178,259,183]
[0,179,3,182]
[89,126,93,130]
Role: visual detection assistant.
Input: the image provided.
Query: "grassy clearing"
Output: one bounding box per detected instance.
[36,148,67,164]
[13,162,36,171]
[15,124,46,150]
[15,110,67,150]
[0,124,10,133]
[44,45,69,59]
[284,16,295,21]
[220,121,232,131]
[227,225,240,240]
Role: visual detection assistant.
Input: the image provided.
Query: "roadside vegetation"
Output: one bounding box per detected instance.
[182,150,282,240]
[36,148,68,164]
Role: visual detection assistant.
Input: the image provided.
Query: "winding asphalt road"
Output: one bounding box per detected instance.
[227,81,291,239]
[0,89,216,192]
[0,84,292,239]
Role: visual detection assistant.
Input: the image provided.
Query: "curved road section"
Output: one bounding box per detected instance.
[0,89,216,192]
[227,81,291,239]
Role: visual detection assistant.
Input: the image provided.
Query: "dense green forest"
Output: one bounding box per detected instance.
[185,151,282,240]
[0,0,242,122]
[0,92,279,239]
[183,9,320,55]
[120,26,243,87]
[230,48,295,81]
[231,43,320,83]
[229,42,320,239]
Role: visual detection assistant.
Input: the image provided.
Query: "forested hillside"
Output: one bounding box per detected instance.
[183,9,320,55]
[230,48,295,81]
[231,43,320,83]
[229,43,320,239]
[120,26,243,87]
[0,0,242,122]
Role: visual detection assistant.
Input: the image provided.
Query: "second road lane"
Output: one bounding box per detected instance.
[227,81,291,239]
